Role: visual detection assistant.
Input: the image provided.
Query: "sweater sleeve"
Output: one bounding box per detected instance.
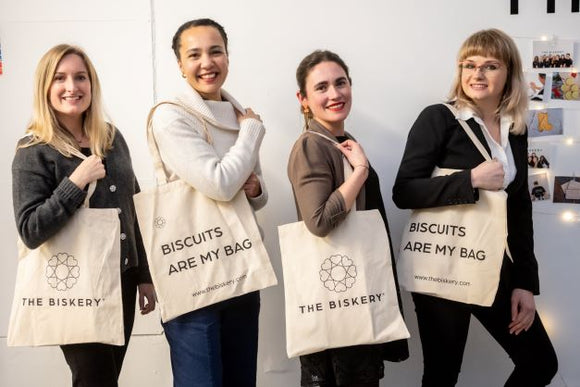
[151,106,265,202]
[288,134,347,237]
[392,105,478,209]
[12,146,86,249]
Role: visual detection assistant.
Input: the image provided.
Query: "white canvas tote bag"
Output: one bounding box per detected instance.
[279,132,410,358]
[8,176,124,347]
[397,104,508,306]
[134,102,277,322]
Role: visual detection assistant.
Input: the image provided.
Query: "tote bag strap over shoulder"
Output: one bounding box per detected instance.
[304,130,356,209]
[442,103,512,261]
[146,101,214,185]
[443,103,491,162]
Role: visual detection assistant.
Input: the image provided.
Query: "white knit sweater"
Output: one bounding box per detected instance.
[150,84,267,210]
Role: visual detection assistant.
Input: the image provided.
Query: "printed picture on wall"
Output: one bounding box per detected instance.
[553,176,580,204]
[551,72,580,101]
[528,172,551,202]
[527,108,563,137]
[527,144,552,169]
[0,41,3,76]
[526,72,547,101]
[532,40,574,69]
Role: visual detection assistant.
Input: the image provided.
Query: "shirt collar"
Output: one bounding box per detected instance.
[456,106,514,138]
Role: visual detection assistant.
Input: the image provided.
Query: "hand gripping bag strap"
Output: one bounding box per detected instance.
[305,130,356,210]
[443,103,513,261]
[63,145,98,208]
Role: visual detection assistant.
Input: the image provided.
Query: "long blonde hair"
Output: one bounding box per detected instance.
[449,29,528,135]
[21,44,114,157]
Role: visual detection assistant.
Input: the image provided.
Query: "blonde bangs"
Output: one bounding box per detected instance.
[449,29,528,135]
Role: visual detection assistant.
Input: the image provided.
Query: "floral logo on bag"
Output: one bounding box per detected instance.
[154,217,166,229]
[46,253,80,291]
[319,254,357,293]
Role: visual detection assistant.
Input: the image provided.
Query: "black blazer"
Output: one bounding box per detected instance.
[393,104,539,294]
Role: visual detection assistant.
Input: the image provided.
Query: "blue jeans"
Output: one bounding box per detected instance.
[162,291,260,387]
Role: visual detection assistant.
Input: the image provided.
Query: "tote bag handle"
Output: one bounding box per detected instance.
[442,103,491,162]
[145,101,214,186]
[304,130,357,210]
[63,145,97,208]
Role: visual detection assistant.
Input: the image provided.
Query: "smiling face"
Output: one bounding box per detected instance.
[461,55,508,108]
[49,54,91,124]
[177,26,229,101]
[297,61,352,134]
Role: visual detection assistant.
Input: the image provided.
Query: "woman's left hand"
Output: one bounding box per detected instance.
[236,107,262,124]
[509,288,536,335]
[138,283,156,315]
[243,172,262,198]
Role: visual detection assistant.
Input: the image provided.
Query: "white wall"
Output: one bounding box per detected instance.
[1,0,578,386]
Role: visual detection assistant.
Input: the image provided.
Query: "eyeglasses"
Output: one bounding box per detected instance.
[460,61,503,75]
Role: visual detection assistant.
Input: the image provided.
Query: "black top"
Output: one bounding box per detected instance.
[336,135,409,362]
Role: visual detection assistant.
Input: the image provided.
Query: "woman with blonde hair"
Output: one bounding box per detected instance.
[12,44,155,386]
[393,29,557,386]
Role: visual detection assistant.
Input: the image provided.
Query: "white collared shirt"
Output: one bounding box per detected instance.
[457,107,516,188]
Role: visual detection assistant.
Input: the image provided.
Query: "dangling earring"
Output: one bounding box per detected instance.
[302,106,312,131]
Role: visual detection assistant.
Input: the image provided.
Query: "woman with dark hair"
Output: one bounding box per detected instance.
[537,155,550,168]
[288,49,408,387]
[12,44,155,387]
[393,29,557,386]
[149,18,267,387]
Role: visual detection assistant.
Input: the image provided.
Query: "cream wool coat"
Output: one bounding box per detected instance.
[150,84,267,211]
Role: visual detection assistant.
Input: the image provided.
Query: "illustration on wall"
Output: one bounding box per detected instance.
[527,108,563,137]
[553,176,580,203]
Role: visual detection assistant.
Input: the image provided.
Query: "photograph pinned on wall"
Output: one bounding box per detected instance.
[551,72,580,101]
[532,40,575,69]
[529,172,551,202]
[553,176,580,204]
[527,108,563,137]
[526,72,548,101]
[527,143,552,169]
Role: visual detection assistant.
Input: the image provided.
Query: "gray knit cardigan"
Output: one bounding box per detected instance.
[12,128,152,283]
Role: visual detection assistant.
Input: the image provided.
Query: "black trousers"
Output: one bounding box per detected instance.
[60,268,138,387]
[412,262,558,387]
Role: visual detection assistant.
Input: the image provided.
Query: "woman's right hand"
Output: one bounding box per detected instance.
[69,155,106,190]
[337,139,369,171]
[471,159,504,191]
[236,107,262,124]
